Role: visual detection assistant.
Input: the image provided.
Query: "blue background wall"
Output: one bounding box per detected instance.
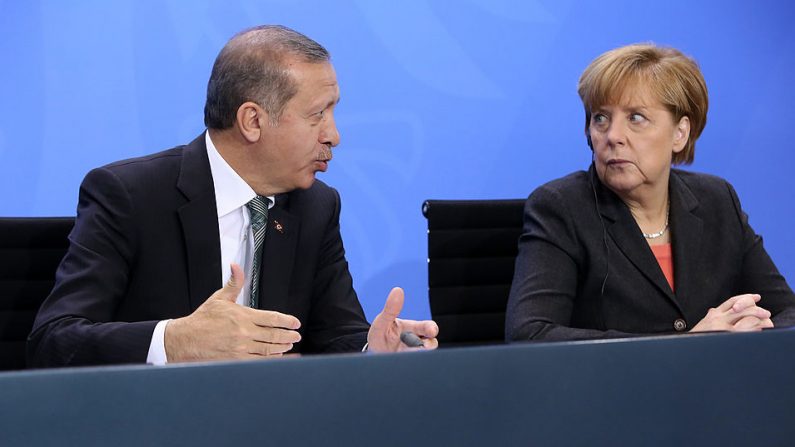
[2,1,794,321]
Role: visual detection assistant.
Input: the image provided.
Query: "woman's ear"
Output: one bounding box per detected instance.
[672,116,690,153]
[585,127,593,151]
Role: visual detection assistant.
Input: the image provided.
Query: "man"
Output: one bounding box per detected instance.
[27,25,438,366]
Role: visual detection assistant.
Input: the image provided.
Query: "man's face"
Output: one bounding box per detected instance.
[257,59,340,193]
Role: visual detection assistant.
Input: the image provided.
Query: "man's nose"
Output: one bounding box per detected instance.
[320,114,340,148]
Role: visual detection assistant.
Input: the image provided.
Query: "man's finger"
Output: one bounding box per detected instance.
[212,263,245,302]
[249,341,294,356]
[252,327,302,344]
[379,287,405,321]
[422,337,439,350]
[253,310,301,330]
[398,319,439,339]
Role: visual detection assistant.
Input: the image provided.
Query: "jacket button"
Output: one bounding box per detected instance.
[673,319,687,332]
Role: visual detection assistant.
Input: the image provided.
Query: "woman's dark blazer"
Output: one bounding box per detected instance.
[506,165,795,341]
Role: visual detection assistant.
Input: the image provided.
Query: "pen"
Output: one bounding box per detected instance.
[399,331,425,348]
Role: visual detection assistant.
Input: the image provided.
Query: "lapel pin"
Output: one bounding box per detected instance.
[273,220,284,233]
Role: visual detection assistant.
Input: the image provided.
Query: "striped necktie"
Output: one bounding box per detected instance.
[246,196,269,309]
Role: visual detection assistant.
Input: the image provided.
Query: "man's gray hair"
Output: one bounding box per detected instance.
[204,25,330,129]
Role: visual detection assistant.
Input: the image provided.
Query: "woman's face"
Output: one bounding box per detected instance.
[588,85,690,198]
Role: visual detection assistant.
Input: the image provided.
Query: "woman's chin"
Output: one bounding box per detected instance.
[602,175,644,196]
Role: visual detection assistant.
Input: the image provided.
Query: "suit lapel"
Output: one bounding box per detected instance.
[176,133,222,311]
[258,193,299,314]
[592,167,683,313]
[668,171,703,310]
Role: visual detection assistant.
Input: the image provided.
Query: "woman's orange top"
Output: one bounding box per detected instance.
[650,243,674,292]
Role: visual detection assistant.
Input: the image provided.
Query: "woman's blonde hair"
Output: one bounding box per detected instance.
[578,43,708,165]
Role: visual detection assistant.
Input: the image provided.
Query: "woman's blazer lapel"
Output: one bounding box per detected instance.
[591,167,685,315]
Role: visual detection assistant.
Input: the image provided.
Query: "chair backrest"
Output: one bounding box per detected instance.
[422,199,525,347]
[0,217,74,370]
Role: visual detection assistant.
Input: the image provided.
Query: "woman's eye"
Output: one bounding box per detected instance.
[592,114,607,124]
[629,113,646,123]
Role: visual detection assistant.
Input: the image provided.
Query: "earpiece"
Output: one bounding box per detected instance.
[589,164,609,297]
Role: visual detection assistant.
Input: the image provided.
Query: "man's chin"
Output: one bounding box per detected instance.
[295,175,318,190]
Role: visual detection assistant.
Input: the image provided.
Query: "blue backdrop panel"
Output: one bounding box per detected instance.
[1,1,793,320]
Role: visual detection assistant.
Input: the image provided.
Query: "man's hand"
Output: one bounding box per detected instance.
[164,264,302,362]
[690,293,774,333]
[367,287,439,352]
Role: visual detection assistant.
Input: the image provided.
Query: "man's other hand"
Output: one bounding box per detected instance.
[367,287,439,352]
[164,264,302,362]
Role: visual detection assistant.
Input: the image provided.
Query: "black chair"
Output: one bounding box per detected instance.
[422,199,525,347]
[0,217,74,370]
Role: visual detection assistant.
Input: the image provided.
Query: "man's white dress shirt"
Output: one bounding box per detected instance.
[146,132,273,365]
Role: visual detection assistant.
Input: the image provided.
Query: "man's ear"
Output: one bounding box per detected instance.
[236,102,267,143]
[672,116,690,154]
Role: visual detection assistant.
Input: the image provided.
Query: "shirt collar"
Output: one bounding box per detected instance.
[205,131,275,218]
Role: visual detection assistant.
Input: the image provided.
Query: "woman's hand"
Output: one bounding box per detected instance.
[690,294,774,333]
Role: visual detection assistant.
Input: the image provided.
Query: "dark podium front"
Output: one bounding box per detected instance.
[2,329,794,446]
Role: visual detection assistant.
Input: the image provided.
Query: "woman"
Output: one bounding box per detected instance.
[505,43,795,341]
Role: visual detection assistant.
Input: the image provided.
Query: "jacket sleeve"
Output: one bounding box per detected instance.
[27,167,157,367]
[727,181,795,327]
[302,188,369,353]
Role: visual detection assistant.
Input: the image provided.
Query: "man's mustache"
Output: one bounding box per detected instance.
[317,146,332,161]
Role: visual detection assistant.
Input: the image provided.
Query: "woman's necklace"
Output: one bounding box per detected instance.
[642,201,670,239]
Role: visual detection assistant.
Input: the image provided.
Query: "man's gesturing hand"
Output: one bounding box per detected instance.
[367,287,439,352]
[164,264,302,362]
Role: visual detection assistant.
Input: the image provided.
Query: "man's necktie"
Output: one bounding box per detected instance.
[246,196,269,309]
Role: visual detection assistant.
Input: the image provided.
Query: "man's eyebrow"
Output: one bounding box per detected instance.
[314,96,339,111]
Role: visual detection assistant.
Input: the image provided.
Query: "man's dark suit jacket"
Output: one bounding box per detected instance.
[28,134,369,367]
[506,166,795,341]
